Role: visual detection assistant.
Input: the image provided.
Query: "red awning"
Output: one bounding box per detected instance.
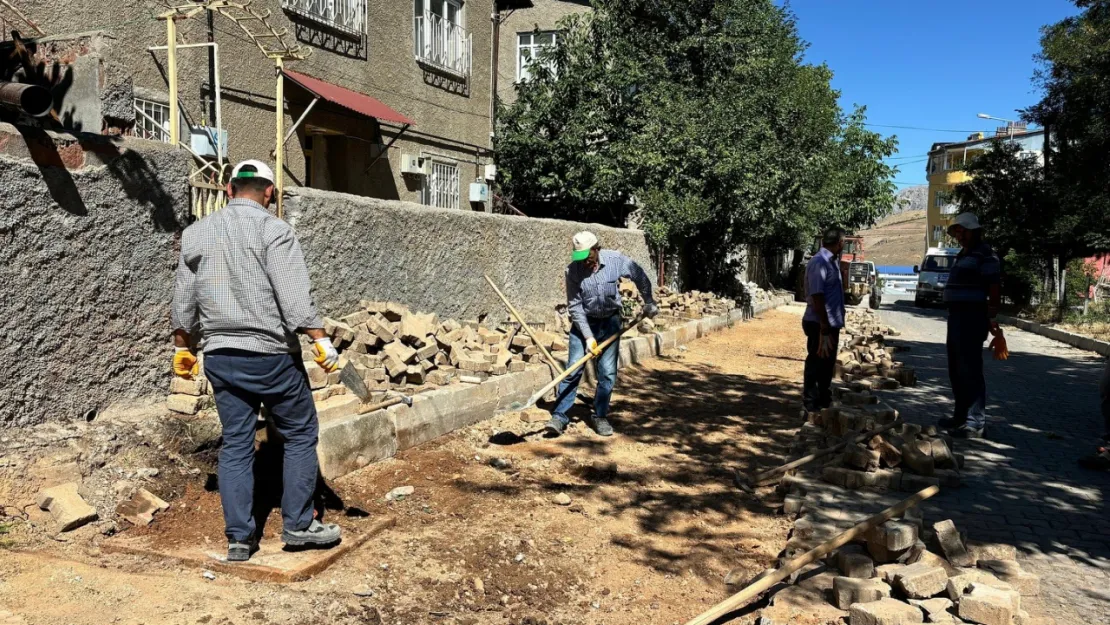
[283,69,414,126]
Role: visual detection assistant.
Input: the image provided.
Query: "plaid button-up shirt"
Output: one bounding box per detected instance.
[171,198,323,354]
[566,249,655,341]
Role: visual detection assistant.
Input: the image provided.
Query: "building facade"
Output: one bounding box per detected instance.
[5,0,517,210]
[495,0,590,106]
[924,128,1046,249]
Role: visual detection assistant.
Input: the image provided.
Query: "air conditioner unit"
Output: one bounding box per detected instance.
[190,126,228,159]
[483,164,497,182]
[400,153,426,175]
[469,182,490,203]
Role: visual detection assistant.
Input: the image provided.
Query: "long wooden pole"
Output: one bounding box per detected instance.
[748,419,902,486]
[685,486,940,625]
[483,274,562,373]
[166,16,179,146]
[524,318,639,408]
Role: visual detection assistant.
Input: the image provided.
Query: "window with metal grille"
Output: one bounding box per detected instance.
[425,161,460,209]
[414,0,471,78]
[134,98,172,143]
[517,31,557,81]
[282,0,366,37]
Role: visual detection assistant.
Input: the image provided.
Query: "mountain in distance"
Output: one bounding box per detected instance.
[890,185,928,215]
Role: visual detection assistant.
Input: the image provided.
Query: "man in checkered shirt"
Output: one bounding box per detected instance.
[170,160,342,562]
[545,231,659,438]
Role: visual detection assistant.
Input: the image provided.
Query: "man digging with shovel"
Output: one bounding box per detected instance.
[171,160,342,562]
[544,232,658,438]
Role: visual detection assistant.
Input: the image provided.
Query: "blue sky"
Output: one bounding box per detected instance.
[786,0,1079,187]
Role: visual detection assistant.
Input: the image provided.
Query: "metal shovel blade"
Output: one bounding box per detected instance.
[338,362,371,403]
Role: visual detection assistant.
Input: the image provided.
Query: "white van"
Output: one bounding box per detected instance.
[914,248,960,307]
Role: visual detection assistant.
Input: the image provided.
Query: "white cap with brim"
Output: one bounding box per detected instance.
[948,212,982,232]
[231,159,275,185]
[572,231,598,262]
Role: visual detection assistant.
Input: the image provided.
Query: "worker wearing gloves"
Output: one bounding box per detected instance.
[941,212,1001,439]
[802,228,847,414]
[545,231,658,438]
[170,160,341,563]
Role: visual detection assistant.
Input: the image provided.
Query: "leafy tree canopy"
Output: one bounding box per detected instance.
[496,0,898,289]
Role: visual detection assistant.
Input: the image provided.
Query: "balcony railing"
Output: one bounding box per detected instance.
[414,11,472,79]
[282,0,366,37]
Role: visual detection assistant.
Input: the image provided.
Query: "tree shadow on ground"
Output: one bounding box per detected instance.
[457,353,805,585]
[879,327,1110,568]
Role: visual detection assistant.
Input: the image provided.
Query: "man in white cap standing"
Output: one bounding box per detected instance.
[170,160,342,562]
[941,212,1001,438]
[545,231,658,437]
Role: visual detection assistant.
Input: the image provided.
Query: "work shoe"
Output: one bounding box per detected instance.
[543,417,567,438]
[947,422,984,439]
[1079,447,1110,471]
[937,417,965,430]
[282,519,341,547]
[227,539,259,562]
[591,416,614,437]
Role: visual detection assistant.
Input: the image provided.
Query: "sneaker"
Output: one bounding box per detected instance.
[591,416,614,437]
[937,417,965,429]
[227,539,259,562]
[282,519,341,547]
[1079,447,1110,471]
[543,417,567,438]
[948,423,984,439]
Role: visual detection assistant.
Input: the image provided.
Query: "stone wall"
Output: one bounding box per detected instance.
[0,124,192,427]
[285,187,657,324]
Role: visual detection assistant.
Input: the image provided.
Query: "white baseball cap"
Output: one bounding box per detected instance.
[948,212,981,232]
[230,159,275,185]
[572,231,599,262]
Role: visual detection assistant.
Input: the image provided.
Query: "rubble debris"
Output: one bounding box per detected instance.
[892,562,947,599]
[116,488,169,527]
[958,583,1019,625]
[552,493,572,506]
[36,482,98,532]
[977,560,1041,596]
[385,486,415,501]
[933,519,974,567]
[833,576,891,609]
[848,597,924,624]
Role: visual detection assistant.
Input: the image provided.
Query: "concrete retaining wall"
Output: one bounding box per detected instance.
[285,187,656,325]
[998,315,1110,357]
[317,294,793,479]
[0,124,192,427]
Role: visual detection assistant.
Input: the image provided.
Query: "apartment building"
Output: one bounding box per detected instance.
[7,0,506,209]
[924,127,1046,248]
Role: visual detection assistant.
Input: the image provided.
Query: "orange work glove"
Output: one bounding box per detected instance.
[173,348,200,379]
[988,324,1009,361]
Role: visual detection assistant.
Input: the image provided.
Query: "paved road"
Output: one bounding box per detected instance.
[877,295,1110,623]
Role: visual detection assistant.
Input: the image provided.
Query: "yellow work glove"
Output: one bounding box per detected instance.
[173,348,199,379]
[586,338,602,357]
[313,337,339,372]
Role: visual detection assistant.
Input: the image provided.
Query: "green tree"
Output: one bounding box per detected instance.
[496,0,898,290]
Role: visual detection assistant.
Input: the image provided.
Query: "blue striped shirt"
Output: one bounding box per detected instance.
[943,242,1001,304]
[566,250,655,340]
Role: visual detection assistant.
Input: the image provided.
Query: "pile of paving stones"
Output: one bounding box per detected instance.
[763,473,1051,624]
[166,300,574,416]
[757,311,1054,624]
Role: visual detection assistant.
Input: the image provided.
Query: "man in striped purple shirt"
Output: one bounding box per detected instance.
[545,231,658,437]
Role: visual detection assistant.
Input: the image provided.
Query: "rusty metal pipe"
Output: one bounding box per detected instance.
[0,82,53,118]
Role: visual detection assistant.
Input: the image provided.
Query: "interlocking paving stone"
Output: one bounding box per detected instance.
[878,297,1110,624]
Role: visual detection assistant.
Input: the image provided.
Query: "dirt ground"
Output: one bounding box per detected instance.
[0,309,809,625]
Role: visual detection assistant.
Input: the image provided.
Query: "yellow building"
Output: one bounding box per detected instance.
[924,129,1046,250]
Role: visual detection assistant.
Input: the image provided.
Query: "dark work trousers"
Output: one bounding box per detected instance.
[552,314,622,425]
[946,306,990,428]
[204,349,320,543]
[802,320,840,412]
[1100,359,1110,442]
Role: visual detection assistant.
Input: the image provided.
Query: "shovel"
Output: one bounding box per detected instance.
[521,316,643,409]
[338,362,415,415]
